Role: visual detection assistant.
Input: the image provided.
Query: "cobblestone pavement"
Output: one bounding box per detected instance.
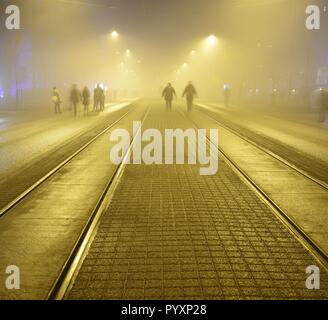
[68,101,328,300]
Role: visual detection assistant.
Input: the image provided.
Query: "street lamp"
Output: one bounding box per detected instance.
[207,35,218,46]
[110,30,119,40]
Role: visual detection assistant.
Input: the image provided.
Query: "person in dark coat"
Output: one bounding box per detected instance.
[82,86,90,116]
[182,81,197,112]
[162,83,177,112]
[94,84,102,111]
[70,84,81,117]
[100,88,106,111]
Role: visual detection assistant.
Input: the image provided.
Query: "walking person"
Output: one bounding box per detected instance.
[94,84,101,111]
[52,87,61,114]
[182,81,197,112]
[162,83,177,112]
[82,86,90,116]
[100,88,106,112]
[70,84,81,117]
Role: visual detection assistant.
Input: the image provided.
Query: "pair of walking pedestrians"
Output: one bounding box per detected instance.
[162,82,197,112]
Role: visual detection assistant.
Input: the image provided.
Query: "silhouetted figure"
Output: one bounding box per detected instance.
[70,84,81,117]
[52,87,61,114]
[223,85,231,107]
[162,83,177,112]
[183,81,197,112]
[94,84,102,111]
[100,89,106,111]
[82,86,91,116]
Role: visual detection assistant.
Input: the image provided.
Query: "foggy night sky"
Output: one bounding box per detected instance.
[1,0,317,65]
[0,0,327,97]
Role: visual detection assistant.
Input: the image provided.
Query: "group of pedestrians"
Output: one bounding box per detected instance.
[93,84,106,112]
[162,81,198,112]
[52,84,106,116]
[52,82,327,122]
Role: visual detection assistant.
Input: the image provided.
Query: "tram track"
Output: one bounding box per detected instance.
[47,106,150,300]
[179,107,328,271]
[195,103,328,189]
[0,100,140,218]
[45,103,327,300]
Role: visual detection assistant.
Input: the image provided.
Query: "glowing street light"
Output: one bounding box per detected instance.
[125,49,131,57]
[182,62,188,69]
[110,30,119,39]
[190,50,196,56]
[207,35,218,46]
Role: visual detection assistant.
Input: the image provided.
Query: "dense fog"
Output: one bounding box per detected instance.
[0,0,327,111]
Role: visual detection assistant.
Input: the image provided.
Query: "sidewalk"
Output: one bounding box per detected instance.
[202,101,328,129]
[0,100,136,178]
[197,102,328,166]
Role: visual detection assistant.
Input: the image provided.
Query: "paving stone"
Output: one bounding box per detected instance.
[68,103,328,300]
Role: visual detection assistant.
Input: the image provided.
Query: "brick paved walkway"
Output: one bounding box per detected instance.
[68,102,328,300]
